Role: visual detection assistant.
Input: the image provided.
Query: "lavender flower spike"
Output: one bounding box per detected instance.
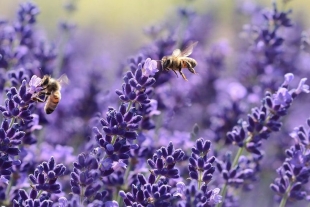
[270,118,310,204]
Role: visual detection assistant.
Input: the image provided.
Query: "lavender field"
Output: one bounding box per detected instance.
[0,1,310,207]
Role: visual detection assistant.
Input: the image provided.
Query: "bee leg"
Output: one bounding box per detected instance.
[185,60,196,74]
[166,67,178,77]
[172,69,179,78]
[32,97,45,103]
[179,70,188,81]
[39,91,51,96]
[43,94,49,102]
[33,91,51,102]
[188,67,196,74]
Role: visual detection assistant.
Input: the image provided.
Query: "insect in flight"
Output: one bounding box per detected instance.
[161,41,198,81]
[33,74,69,114]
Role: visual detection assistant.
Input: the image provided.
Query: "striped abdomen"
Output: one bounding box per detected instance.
[181,57,197,68]
[44,91,61,114]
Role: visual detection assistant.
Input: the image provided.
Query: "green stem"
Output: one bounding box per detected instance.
[216,146,244,207]
[112,188,117,202]
[198,170,202,190]
[9,117,16,128]
[80,186,84,206]
[155,175,161,183]
[126,101,133,112]
[115,191,121,205]
[123,161,132,187]
[111,135,117,145]
[279,184,291,207]
[37,190,43,199]
[232,146,244,167]
[216,182,228,207]
[5,177,13,201]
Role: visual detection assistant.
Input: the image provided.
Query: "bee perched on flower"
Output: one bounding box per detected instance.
[30,74,69,114]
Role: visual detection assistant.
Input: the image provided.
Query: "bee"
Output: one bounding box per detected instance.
[161,41,198,81]
[33,74,69,114]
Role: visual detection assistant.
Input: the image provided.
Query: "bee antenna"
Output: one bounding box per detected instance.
[37,67,44,77]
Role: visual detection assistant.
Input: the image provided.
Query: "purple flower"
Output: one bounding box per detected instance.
[209,188,222,205]
[147,142,185,179]
[0,176,9,186]
[272,87,292,106]
[142,58,158,77]
[283,73,294,86]
[1,1,310,207]
[270,121,310,202]
[27,75,42,94]
[189,138,215,186]
[120,174,173,206]
[295,78,309,95]
[101,158,113,171]
[13,189,53,207]
[112,160,127,171]
[116,60,156,104]
[173,182,186,199]
[289,150,305,169]
[28,157,66,194]
[58,197,68,207]
[105,201,119,207]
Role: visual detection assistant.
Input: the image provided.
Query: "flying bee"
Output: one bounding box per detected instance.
[33,74,69,114]
[161,41,198,81]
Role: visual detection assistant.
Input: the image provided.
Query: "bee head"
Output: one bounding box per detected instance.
[41,75,51,87]
[161,56,170,69]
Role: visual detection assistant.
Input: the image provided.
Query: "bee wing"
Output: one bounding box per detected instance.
[57,74,69,86]
[172,49,181,57]
[180,41,198,57]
